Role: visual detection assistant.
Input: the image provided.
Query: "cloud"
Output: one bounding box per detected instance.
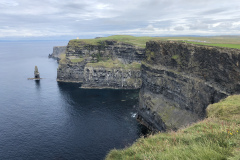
[214,22,233,29]
[200,8,227,15]
[0,0,19,7]
[0,0,240,39]
[174,26,184,31]
[188,21,210,30]
[143,25,155,31]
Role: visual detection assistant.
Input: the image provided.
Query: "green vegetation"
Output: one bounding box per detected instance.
[184,41,240,49]
[146,50,155,62]
[172,55,179,60]
[106,95,240,160]
[168,36,240,45]
[69,35,154,48]
[86,59,141,70]
[70,58,85,63]
[59,54,66,64]
[207,95,240,123]
[69,35,240,49]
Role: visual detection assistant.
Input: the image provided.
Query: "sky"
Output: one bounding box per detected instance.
[1,0,240,40]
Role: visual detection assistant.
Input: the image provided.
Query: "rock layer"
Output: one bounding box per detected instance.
[56,39,240,131]
[65,40,145,64]
[82,66,142,89]
[57,40,144,89]
[138,41,240,131]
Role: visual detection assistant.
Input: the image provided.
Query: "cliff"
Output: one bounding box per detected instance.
[57,39,144,89]
[106,95,240,159]
[48,46,67,61]
[137,41,240,131]
[55,37,240,131]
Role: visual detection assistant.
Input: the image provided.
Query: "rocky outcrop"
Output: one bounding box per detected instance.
[48,46,66,61]
[137,41,240,131]
[34,66,40,78]
[57,40,144,89]
[57,60,87,83]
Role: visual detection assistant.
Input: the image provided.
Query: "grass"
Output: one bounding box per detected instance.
[105,95,240,160]
[207,95,240,123]
[86,59,141,70]
[69,35,154,48]
[70,58,85,63]
[68,35,240,49]
[171,55,179,60]
[59,54,66,64]
[183,41,240,49]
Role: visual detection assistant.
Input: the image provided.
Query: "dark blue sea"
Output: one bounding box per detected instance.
[0,41,146,160]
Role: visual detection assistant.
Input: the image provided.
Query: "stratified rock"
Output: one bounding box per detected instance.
[81,66,142,89]
[138,41,240,131]
[57,40,145,89]
[65,40,145,64]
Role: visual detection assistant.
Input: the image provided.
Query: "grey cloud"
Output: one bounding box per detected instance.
[200,8,227,15]
[152,20,174,30]
[1,0,240,39]
[174,26,184,31]
[215,22,233,29]
[0,0,19,7]
[63,2,88,10]
[189,22,209,30]
[141,25,155,31]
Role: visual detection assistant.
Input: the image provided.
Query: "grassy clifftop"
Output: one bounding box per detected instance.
[106,95,240,160]
[68,35,154,48]
[69,35,240,49]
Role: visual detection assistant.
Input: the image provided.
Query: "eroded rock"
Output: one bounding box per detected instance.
[34,66,40,78]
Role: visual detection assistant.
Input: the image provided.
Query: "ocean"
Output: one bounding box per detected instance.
[0,41,146,160]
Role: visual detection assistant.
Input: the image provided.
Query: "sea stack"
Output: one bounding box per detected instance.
[34,66,40,78]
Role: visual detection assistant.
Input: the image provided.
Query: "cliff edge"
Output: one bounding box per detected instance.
[137,41,240,131]
[106,95,240,159]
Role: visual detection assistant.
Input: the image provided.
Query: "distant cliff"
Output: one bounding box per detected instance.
[57,40,145,89]
[137,41,240,131]
[48,46,67,61]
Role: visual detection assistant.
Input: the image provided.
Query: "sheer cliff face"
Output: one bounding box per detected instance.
[57,40,144,89]
[138,41,240,131]
[57,39,240,130]
[49,46,66,59]
[81,67,142,89]
[65,40,145,64]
